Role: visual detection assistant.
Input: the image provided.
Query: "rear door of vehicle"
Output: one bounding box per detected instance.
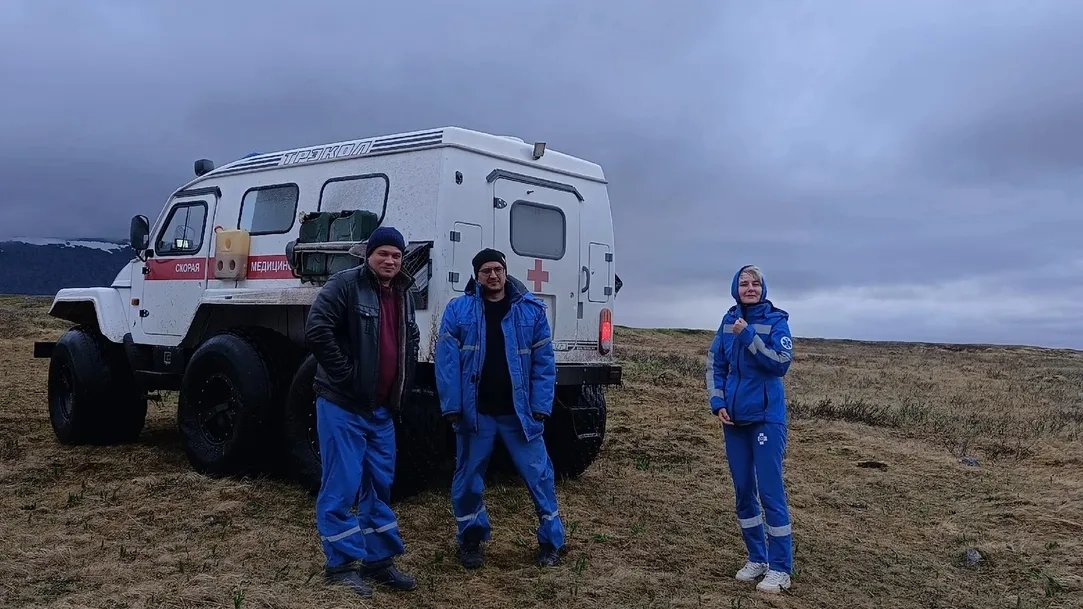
[490,170,582,344]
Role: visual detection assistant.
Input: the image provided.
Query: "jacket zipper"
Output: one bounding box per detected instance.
[732,325,742,423]
[474,294,484,430]
[394,288,406,410]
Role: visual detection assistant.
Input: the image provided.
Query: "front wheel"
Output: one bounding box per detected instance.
[47,325,147,445]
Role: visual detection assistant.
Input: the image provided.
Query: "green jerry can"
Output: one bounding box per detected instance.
[326,209,381,275]
[298,212,332,275]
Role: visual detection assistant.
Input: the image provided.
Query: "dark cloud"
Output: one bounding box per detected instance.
[1,1,1082,346]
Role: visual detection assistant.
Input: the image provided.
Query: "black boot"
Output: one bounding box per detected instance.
[360,558,417,591]
[535,542,560,567]
[324,564,373,598]
[458,527,485,569]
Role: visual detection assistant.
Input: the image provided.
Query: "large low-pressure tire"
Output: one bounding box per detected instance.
[391,384,452,501]
[544,383,608,480]
[282,354,323,493]
[47,325,148,445]
[177,328,296,478]
[484,384,608,483]
[282,355,452,501]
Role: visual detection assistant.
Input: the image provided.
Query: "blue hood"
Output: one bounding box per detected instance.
[731,264,767,303]
[730,265,783,322]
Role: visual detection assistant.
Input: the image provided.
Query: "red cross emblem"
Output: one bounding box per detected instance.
[526,258,549,292]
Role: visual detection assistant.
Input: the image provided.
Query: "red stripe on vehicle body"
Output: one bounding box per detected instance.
[241,255,295,279]
[145,258,206,280]
[145,255,294,281]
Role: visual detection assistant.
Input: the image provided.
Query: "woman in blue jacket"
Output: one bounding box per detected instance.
[706,264,795,594]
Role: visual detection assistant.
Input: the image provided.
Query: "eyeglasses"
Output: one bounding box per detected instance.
[478,267,504,276]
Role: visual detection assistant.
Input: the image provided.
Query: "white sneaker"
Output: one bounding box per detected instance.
[734,561,769,582]
[756,570,791,593]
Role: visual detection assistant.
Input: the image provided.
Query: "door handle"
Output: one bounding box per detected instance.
[581,266,590,293]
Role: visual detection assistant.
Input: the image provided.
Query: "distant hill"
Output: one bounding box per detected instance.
[0,238,134,296]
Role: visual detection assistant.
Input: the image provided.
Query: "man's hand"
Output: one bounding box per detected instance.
[717,408,733,425]
[731,319,747,335]
[445,413,462,425]
[532,412,547,422]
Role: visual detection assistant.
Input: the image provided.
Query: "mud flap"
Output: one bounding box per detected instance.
[567,400,603,441]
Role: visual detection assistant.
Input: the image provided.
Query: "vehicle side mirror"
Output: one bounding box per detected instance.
[130,215,150,256]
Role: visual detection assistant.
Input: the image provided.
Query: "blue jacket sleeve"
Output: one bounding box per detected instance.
[744,319,793,377]
[706,324,729,415]
[528,308,556,417]
[434,302,462,416]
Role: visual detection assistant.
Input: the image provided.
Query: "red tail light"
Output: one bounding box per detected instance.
[599,308,612,354]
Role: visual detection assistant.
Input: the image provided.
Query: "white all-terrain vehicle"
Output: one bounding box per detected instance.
[33,126,623,499]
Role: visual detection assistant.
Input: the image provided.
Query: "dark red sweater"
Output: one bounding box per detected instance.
[375,285,400,406]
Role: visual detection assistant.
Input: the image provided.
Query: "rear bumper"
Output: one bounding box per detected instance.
[556,363,622,386]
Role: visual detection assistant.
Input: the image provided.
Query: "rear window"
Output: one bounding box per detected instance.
[239,184,299,235]
[319,174,389,220]
[510,200,565,259]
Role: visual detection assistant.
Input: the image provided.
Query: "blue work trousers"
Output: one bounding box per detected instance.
[315,396,405,568]
[723,421,793,574]
[452,414,565,548]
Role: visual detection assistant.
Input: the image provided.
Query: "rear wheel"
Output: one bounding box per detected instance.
[282,354,322,493]
[391,384,452,501]
[484,384,608,483]
[544,384,608,480]
[47,325,147,445]
[282,355,451,500]
[177,328,297,477]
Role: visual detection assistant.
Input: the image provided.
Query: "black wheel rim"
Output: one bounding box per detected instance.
[50,362,75,423]
[194,372,240,445]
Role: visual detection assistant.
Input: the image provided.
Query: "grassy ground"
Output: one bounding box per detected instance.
[0,294,1080,608]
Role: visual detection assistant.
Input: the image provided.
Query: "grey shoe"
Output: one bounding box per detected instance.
[324,564,373,598]
[360,559,418,591]
[459,527,485,569]
[535,542,560,567]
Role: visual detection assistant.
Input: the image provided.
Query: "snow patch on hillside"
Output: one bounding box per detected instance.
[4,237,128,253]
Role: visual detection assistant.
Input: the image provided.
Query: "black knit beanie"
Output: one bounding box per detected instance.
[472,248,506,275]
[365,226,405,257]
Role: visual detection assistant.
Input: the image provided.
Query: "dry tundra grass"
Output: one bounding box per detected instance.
[0,294,1081,609]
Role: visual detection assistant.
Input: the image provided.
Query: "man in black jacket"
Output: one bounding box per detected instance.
[304,225,420,599]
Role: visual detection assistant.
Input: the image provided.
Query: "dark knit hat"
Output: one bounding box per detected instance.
[472,248,506,275]
[365,226,405,257]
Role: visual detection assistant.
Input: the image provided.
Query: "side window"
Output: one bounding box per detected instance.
[239,183,299,235]
[155,202,207,255]
[319,174,389,220]
[510,201,565,260]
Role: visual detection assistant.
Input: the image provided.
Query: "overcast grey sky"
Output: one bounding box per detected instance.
[2,1,1081,348]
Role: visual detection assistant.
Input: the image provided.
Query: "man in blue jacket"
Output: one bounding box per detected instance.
[435,248,564,570]
[706,264,795,594]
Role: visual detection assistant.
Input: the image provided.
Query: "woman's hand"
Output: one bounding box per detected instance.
[732,319,747,335]
[717,408,733,425]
